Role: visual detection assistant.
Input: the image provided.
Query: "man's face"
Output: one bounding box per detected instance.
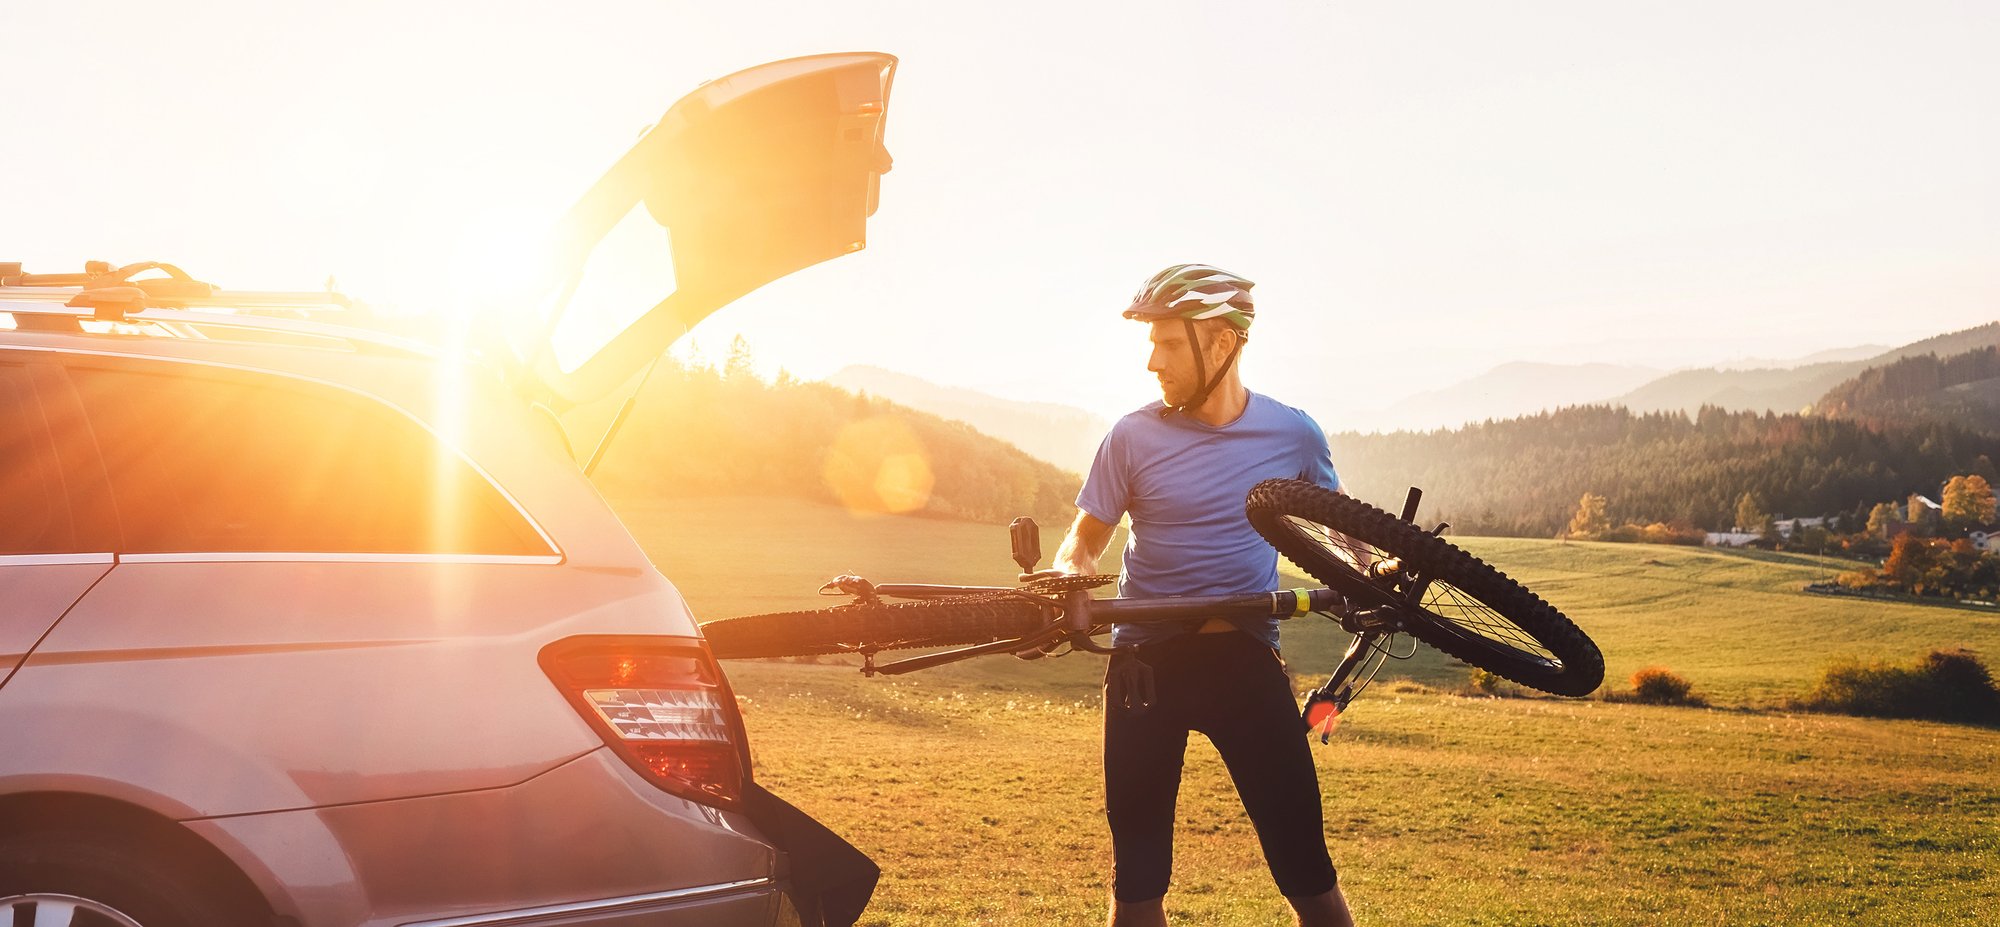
[1147,320,1232,407]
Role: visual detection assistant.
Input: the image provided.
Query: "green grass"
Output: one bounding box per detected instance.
[610,495,2000,925]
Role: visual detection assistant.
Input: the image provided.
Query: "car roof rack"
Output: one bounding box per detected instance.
[0,261,429,358]
[0,261,353,316]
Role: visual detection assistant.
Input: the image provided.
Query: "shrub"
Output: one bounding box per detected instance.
[1468,666,1503,695]
[1629,666,1702,706]
[1803,649,2000,725]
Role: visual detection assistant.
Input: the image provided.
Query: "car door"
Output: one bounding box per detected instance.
[0,358,115,686]
[517,51,897,407]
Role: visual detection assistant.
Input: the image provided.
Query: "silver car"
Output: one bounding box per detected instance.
[0,51,895,927]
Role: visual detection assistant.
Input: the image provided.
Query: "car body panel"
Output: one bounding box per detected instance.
[185,749,779,927]
[0,556,110,682]
[0,560,709,814]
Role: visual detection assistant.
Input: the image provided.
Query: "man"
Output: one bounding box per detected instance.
[1045,264,1357,927]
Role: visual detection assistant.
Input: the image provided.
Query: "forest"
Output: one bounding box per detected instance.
[586,354,1083,524]
[1328,404,2000,537]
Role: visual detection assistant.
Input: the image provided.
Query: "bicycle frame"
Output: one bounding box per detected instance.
[838,487,1446,739]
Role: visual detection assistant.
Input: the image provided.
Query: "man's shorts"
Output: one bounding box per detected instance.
[1102,629,1339,902]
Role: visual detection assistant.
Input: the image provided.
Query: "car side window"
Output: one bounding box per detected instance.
[67,363,551,556]
[0,364,79,554]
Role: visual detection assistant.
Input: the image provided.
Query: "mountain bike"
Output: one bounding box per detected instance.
[700,479,1604,735]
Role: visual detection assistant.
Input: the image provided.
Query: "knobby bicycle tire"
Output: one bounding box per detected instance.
[1246,478,1604,696]
[700,597,1051,660]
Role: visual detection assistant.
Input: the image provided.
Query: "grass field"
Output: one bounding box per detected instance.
[614,496,2000,925]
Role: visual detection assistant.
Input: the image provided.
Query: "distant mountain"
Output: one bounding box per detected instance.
[1370,362,1663,431]
[1708,344,1890,371]
[827,365,1107,474]
[1611,323,2000,417]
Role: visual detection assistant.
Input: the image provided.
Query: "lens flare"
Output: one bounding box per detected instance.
[824,416,934,516]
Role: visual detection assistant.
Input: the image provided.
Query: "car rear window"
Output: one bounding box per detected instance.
[67,363,552,557]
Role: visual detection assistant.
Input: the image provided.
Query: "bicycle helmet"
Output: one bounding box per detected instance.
[1123,264,1255,329]
[1123,264,1255,417]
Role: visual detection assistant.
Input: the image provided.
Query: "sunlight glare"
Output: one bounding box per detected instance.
[550,203,678,374]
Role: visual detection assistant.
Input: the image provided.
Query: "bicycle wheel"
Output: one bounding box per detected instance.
[700,596,1051,660]
[1245,479,1604,697]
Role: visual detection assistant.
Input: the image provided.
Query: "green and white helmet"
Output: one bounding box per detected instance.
[1123,263,1256,332]
[1124,263,1256,417]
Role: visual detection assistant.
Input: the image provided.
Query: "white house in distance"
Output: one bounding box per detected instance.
[1704,515,1828,547]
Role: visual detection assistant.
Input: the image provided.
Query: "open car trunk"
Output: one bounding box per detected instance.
[517,52,897,407]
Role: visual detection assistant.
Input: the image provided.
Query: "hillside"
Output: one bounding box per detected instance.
[1611,322,2000,416]
[620,498,2000,924]
[581,360,1082,524]
[1327,404,2000,536]
[827,365,1107,474]
[1819,344,2000,434]
[622,495,2000,704]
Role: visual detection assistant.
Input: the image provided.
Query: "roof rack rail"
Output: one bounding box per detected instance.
[0,261,354,321]
[2,260,217,300]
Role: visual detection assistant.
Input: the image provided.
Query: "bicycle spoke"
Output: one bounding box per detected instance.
[1421,580,1558,662]
[1282,515,1390,573]
[1280,511,1559,667]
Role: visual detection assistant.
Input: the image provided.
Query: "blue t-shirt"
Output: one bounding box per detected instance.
[1076,391,1341,647]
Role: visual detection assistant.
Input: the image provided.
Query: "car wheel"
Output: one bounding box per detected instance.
[0,827,256,927]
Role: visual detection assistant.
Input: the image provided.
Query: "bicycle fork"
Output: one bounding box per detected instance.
[1301,630,1380,743]
[1301,486,1449,743]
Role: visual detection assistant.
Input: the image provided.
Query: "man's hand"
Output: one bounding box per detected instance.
[1021,509,1117,582]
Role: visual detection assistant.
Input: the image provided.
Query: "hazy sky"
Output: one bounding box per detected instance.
[8,1,1997,428]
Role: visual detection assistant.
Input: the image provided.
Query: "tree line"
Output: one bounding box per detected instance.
[588,350,1081,524]
[1327,404,2000,537]
[1817,345,2000,433]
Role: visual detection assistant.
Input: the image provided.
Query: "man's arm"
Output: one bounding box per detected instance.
[1041,509,1117,578]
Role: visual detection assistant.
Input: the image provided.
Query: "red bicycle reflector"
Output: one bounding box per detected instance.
[1304,700,1343,742]
[541,637,749,810]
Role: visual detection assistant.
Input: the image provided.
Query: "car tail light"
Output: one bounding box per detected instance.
[539,636,750,810]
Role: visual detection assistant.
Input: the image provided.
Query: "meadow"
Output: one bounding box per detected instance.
[617,496,2000,925]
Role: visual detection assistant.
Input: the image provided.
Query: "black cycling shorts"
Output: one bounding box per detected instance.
[1103,629,1338,902]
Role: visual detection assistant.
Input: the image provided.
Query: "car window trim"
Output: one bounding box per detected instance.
[116,552,564,565]
[0,553,115,566]
[1,345,564,561]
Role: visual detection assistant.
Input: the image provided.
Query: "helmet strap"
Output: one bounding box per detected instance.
[1163,319,1243,418]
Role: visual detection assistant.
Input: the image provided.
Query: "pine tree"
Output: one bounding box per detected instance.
[724,334,756,382]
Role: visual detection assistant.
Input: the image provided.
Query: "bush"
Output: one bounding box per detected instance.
[1629,666,1702,706]
[1803,649,2000,725]
[1468,666,1503,695]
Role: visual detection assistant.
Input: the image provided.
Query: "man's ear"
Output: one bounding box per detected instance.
[1209,325,1241,362]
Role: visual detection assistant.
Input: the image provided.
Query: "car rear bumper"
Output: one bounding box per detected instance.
[186,748,786,927]
[397,879,801,926]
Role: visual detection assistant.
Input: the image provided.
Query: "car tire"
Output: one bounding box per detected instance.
[0,825,258,927]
